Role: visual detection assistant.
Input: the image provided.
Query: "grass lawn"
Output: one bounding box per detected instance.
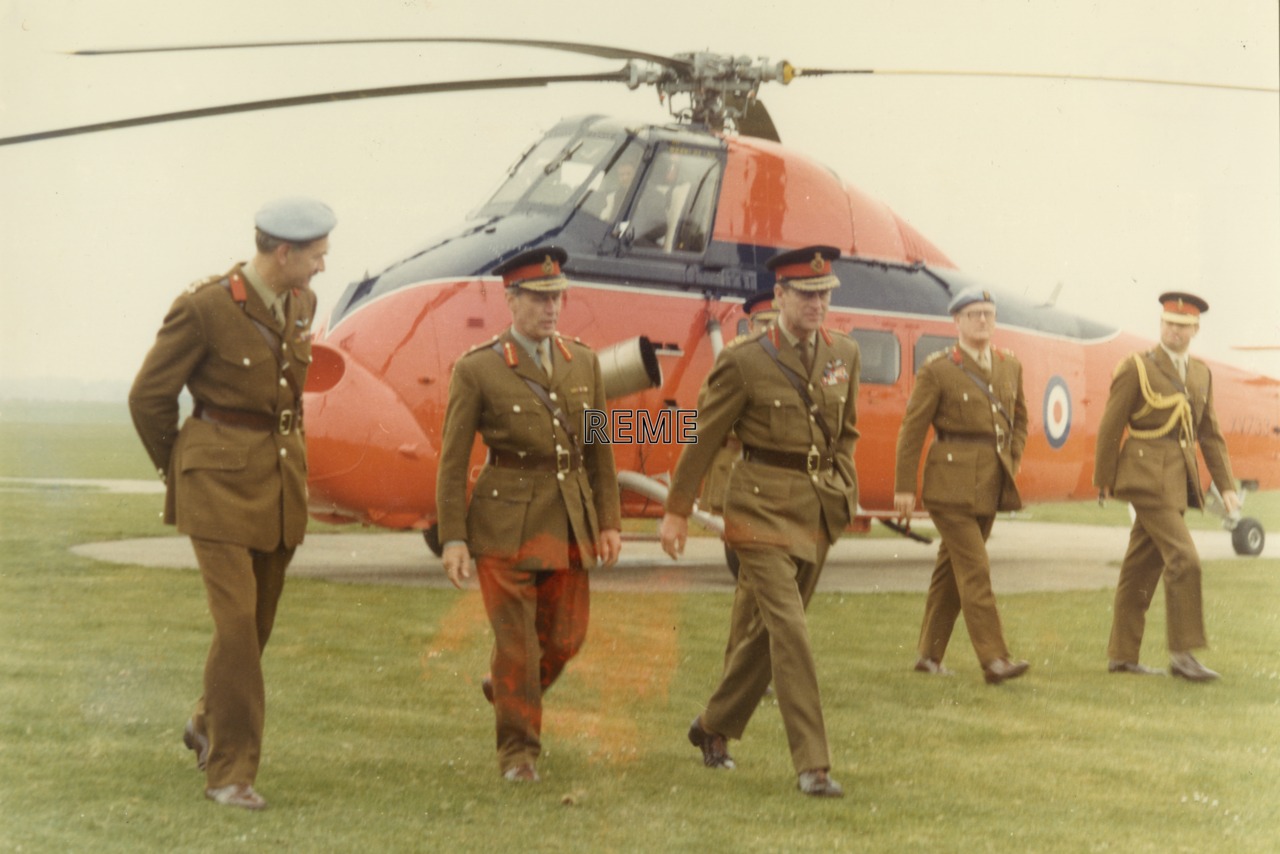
[2,402,1277,852]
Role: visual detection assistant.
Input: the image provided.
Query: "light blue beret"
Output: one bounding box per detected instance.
[947,286,996,315]
[254,197,336,242]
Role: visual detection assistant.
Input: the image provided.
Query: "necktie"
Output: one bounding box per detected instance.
[273,295,288,329]
[539,342,553,379]
[1178,358,1186,382]
[798,338,813,374]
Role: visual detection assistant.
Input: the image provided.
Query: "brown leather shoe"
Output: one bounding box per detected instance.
[1108,660,1166,676]
[687,716,736,769]
[481,676,494,704]
[502,763,540,782]
[983,658,1030,685]
[183,719,209,772]
[205,784,267,810]
[914,657,953,676]
[1170,652,1220,682]
[797,769,845,798]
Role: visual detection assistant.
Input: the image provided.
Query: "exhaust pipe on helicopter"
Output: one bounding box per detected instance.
[597,335,663,400]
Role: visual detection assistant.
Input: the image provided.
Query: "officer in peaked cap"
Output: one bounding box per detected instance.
[436,245,621,783]
[492,246,571,292]
[129,198,333,811]
[254,196,337,243]
[1157,291,1209,325]
[661,243,861,798]
[766,245,841,291]
[1094,289,1238,682]
[895,283,1032,685]
[742,288,780,335]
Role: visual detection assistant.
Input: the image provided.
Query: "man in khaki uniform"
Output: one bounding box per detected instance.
[130,197,334,810]
[894,287,1030,685]
[437,247,622,782]
[660,246,860,798]
[1094,292,1240,681]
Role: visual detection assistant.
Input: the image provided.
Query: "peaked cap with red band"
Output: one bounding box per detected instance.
[494,246,570,292]
[743,288,778,318]
[1158,291,1208,326]
[766,245,841,292]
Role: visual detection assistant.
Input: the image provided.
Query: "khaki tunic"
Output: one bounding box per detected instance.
[130,263,315,551]
[667,325,860,774]
[1093,348,1236,659]
[436,329,621,570]
[894,346,1028,666]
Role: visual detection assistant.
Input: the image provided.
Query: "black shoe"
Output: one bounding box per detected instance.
[1108,660,1166,676]
[797,769,844,798]
[183,719,209,771]
[914,657,953,676]
[687,716,736,769]
[983,658,1030,685]
[1170,652,1219,682]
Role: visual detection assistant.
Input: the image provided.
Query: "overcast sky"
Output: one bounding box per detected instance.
[2,0,1277,387]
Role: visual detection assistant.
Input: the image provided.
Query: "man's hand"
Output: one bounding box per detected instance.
[442,542,474,589]
[1221,489,1242,517]
[598,528,622,567]
[659,513,688,560]
[893,491,916,520]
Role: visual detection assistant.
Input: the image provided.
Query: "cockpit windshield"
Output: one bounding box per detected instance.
[476,131,620,218]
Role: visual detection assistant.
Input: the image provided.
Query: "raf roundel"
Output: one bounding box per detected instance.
[1042,376,1072,449]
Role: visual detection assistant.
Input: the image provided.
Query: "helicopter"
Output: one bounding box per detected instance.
[4,37,1276,557]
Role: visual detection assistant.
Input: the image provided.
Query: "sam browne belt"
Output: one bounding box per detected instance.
[743,445,834,474]
[194,401,297,435]
[489,447,582,473]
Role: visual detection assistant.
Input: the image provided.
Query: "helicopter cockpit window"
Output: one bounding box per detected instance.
[628,148,721,254]
[478,133,617,215]
[580,143,645,222]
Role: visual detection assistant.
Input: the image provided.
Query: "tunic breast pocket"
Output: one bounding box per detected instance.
[210,347,275,388]
[492,397,550,447]
[767,399,809,443]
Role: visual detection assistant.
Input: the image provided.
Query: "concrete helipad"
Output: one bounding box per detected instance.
[71,519,1247,594]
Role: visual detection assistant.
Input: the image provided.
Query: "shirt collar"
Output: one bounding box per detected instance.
[509,326,549,360]
[1159,344,1187,367]
[957,340,991,367]
[243,260,284,313]
[775,317,816,349]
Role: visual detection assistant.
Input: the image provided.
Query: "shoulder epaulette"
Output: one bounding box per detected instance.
[461,335,501,359]
[553,333,577,361]
[727,329,767,350]
[924,348,950,366]
[186,273,225,295]
[998,348,1016,361]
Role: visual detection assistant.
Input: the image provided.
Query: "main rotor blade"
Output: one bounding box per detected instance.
[71,36,693,74]
[0,69,630,147]
[793,67,1278,93]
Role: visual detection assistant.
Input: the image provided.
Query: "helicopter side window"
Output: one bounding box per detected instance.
[629,148,721,254]
[914,335,956,372]
[849,329,900,384]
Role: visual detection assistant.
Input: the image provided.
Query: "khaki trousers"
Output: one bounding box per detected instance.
[189,538,292,789]
[477,558,589,773]
[703,543,830,774]
[918,511,1010,666]
[1108,505,1206,661]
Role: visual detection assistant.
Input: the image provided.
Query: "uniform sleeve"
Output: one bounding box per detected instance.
[834,343,861,480]
[128,293,208,477]
[893,363,941,495]
[666,351,750,517]
[1092,358,1139,491]
[585,353,622,529]
[436,357,484,545]
[1010,360,1029,465]
[1196,370,1236,494]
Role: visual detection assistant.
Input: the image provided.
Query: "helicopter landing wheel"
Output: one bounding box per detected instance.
[1231,517,1264,557]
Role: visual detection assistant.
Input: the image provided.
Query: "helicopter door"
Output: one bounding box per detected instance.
[624,146,722,254]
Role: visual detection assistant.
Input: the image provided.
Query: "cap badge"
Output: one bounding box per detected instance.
[542,256,556,275]
[810,253,825,273]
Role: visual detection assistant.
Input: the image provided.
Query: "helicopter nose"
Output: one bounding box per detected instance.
[303,343,438,529]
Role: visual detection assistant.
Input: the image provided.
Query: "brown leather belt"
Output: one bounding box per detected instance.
[935,431,994,445]
[742,445,834,474]
[195,401,297,435]
[490,448,581,474]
